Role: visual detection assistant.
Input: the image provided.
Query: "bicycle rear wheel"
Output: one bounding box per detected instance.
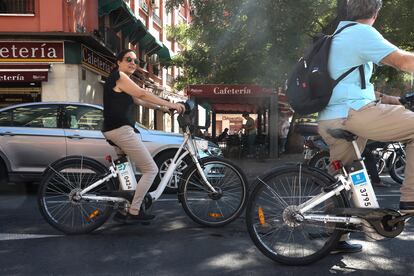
[246,165,346,265]
[38,156,116,235]
[178,157,247,227]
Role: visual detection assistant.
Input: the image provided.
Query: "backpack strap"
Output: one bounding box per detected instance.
[332,23,366,89]
[358,65,366,89]
[333,65,366,89]
[333,23,357,36]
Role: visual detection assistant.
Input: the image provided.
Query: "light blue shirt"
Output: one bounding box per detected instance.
[318,21,398,121]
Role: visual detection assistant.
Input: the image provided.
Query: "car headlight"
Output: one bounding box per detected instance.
[207,144,223,156]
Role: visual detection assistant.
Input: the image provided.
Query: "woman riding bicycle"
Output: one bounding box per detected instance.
[102,49,185,223]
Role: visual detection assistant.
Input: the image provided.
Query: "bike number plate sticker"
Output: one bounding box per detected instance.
[351,171,367,186]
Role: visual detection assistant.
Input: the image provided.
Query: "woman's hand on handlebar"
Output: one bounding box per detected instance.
[168,102,186,114]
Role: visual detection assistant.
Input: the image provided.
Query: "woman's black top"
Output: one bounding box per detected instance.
[102,70,136,132]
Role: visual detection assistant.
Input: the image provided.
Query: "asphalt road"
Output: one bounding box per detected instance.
[0,158,413,275]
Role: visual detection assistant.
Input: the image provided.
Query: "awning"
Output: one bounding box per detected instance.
[99,0,147,44]
[99,0,171,61]
[156,43,172,64]
[186,84,274,113]
[186,84,292,114]
[139,33,163,55]
[0,64,50,82]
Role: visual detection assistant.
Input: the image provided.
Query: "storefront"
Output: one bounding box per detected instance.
[0,41,63,107]
[186,84,280,158]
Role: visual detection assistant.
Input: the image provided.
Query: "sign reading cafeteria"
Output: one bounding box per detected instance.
[81,45,115,77]
[187,84,274,98]
[0,41,64,62]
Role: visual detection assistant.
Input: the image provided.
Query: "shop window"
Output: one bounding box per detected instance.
[0,0,35,14]
[65,105,103,131]
[12,105,58,128]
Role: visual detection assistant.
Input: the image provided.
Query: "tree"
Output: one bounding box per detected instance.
[166,0,336,89]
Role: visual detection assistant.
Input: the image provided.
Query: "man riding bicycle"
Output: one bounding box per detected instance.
[318,0,414,252]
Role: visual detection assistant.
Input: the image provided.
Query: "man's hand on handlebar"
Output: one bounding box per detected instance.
[383,94,402,105]
[376,91,402,105]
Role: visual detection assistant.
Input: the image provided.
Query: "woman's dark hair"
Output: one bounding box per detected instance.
[242,112,249,117]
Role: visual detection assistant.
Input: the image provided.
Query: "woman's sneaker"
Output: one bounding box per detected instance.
[113,211,155,223]
[127,212,155,222]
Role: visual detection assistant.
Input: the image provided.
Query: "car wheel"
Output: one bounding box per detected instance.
[153,151,193,194]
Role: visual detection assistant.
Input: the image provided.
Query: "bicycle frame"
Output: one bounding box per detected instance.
[78,126,217,204]
[296,139,380,225]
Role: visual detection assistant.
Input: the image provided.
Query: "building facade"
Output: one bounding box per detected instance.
[0,0,190,132]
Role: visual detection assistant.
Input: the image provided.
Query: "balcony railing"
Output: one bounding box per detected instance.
[0,0,35,14]
[166,74,173,85]
[153,12,161,26]
[139,0,148,13]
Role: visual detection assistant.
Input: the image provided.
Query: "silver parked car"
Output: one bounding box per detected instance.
[0,102,221,193]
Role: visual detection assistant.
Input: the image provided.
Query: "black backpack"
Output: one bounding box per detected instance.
[286,23,365,116]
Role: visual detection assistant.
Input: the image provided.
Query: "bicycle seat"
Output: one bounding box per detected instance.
[327,129,358,142]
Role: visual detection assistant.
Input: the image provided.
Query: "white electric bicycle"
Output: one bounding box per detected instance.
[38,101,247,234]
[246,128,414,265]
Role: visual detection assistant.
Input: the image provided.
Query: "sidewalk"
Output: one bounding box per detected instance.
[229,153,304,182]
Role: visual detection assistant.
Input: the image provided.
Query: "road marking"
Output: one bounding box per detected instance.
[0,233,62,241]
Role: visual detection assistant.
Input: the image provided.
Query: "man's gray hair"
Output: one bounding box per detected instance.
[347,0,382,20]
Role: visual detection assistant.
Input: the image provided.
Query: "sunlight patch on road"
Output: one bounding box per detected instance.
[333,239,400,273]
[0,233,62,241]
[204,251,255,269]
[394,230,414,241]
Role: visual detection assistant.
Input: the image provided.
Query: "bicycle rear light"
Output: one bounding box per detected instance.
[331,160,343,171]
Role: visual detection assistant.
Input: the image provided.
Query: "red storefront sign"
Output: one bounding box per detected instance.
[0,72,48,82]
[0,41,64,62]
[0,64,50,82]
[187,84,274,98]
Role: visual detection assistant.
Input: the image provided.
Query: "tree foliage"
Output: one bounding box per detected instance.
[166,0,414,93]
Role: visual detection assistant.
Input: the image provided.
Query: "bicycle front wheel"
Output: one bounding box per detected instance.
[246,165,346,265]
[38,156,116,235]
[178,157,247,227]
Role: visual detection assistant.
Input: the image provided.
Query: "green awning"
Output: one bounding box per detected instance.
[139,33,163,55]
[99,0,171,60]
[156,43,172,63]
[99,0,147,44]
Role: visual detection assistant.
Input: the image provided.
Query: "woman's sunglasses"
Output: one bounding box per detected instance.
[123,56,139,65]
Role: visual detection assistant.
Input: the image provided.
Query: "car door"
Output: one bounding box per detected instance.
[63,104,117,166]
[0,104,66,173]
